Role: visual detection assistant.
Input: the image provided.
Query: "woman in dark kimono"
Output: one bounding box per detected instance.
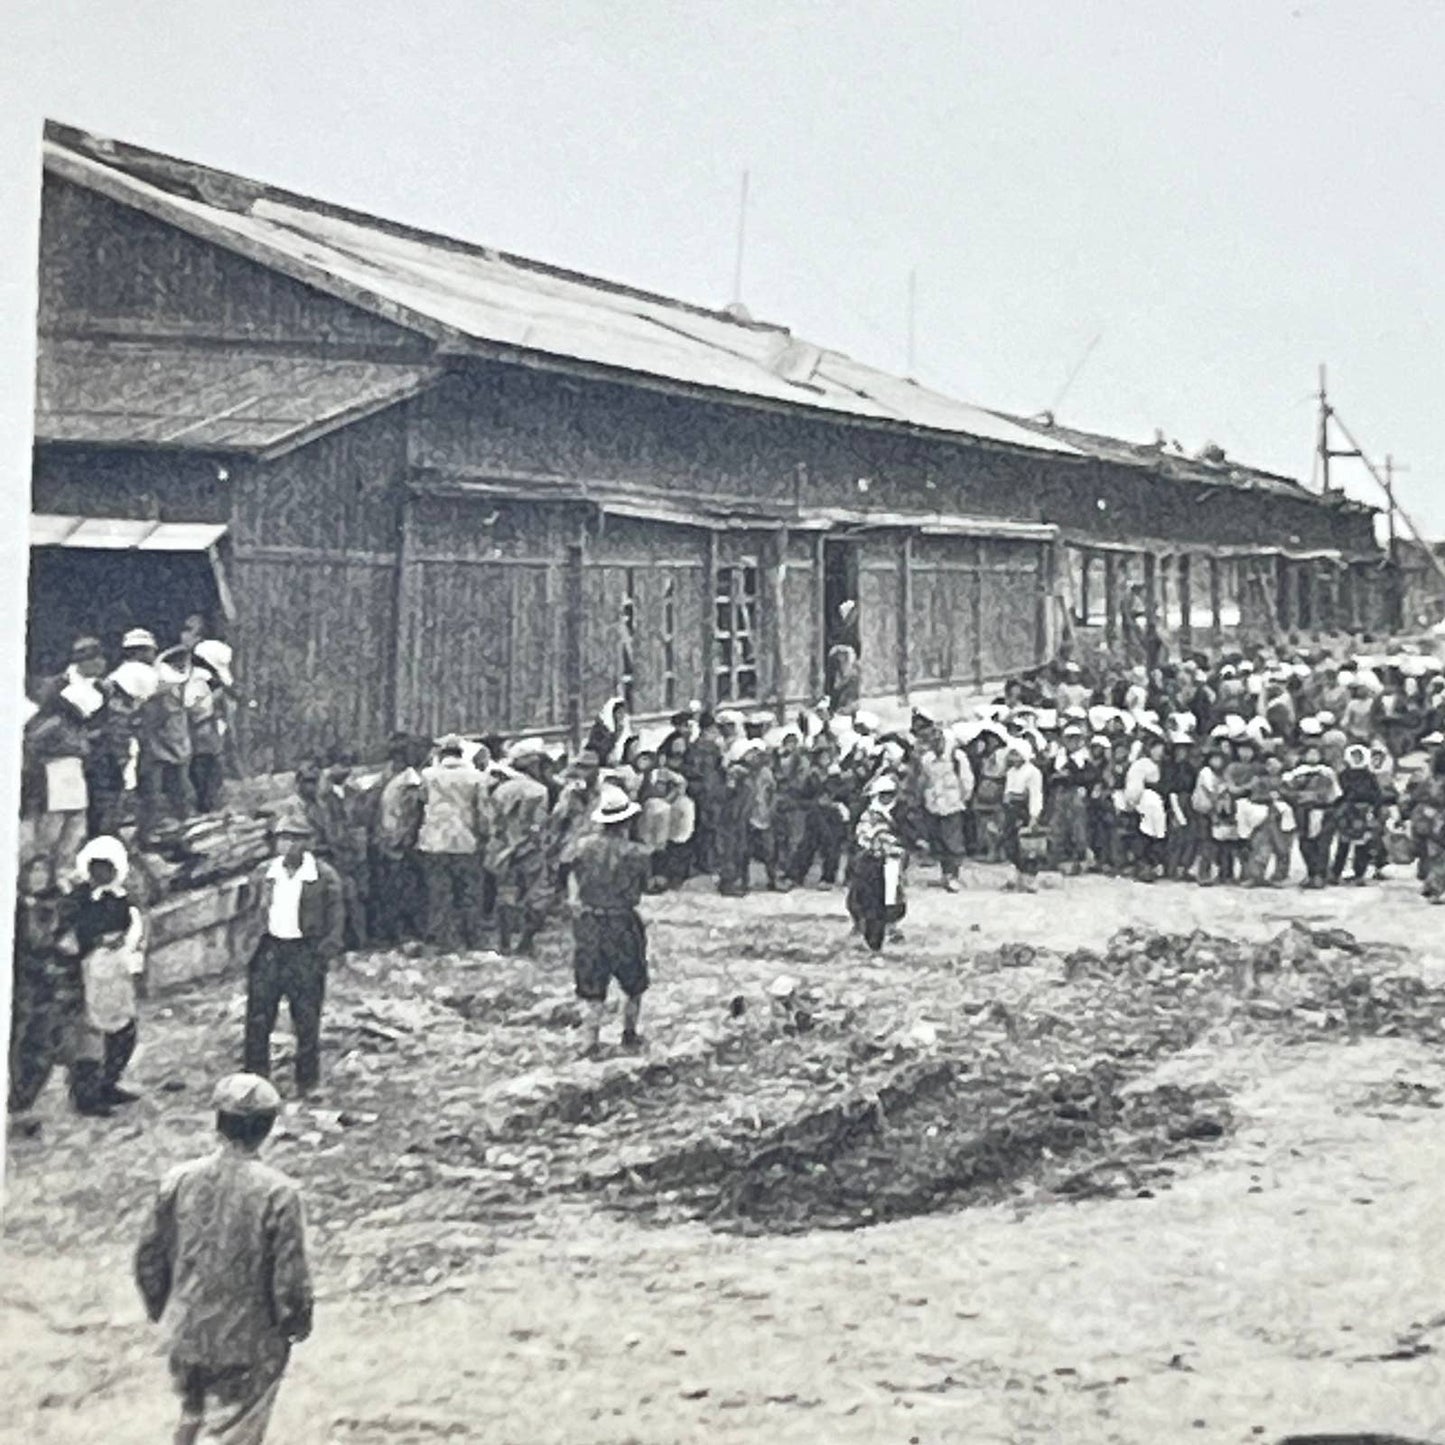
[847,774,907,952]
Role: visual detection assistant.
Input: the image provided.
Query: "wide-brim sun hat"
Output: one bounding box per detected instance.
[593,784,641,824]
[193,639,235,687]
[109,659,160,702]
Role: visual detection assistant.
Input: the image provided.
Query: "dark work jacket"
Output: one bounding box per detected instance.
[245,855,346,959]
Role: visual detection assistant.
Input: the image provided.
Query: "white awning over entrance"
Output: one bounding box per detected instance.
[30,514,229,551]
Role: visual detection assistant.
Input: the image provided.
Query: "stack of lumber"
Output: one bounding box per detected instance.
[145,811,274,890]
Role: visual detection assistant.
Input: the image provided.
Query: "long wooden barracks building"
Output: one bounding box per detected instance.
[29,123,1384,771]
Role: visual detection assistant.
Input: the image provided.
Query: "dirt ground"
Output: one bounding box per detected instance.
[4,866,1445,1445]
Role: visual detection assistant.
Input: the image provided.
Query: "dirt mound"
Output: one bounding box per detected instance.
[587,924,1444,1237]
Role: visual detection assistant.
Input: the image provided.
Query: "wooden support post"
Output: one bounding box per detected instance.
[897,530,912,703]
[1036,539,1056,664]
[1296,561,1312,636]
[1078,548,1091,630]
[1103,550,1119,651]
[1177,553,1193,651]
[1341,563,1357,634]
[971,540,985,687]
[1209,555,1223,651]
[563,516,586,752]
[810,531,825,702]
[1273,555,1290,632]
[701,529,719,710]
[768,528,789,715]
[1142,551,1159,637]
[391,498,416,734]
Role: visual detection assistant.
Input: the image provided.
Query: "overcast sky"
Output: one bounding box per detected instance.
[2,1,1441,539]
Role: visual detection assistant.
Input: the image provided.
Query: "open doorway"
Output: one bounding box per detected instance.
[823,537,860,705]
[26,547,222,683]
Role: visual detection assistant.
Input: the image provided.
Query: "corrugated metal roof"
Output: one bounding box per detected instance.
[993,413,1322,501]
[34,338,438,455]
[42,138,1080,459]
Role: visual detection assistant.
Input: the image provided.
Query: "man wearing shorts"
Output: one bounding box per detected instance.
[570,783,653,1057]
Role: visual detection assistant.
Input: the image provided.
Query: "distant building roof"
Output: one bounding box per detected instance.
[35,338,436,456]
[995,413,1352,504]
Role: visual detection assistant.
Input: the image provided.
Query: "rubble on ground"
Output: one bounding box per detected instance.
[9,911,1445,1290]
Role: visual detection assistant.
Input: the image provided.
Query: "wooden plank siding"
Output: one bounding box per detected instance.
[228,553,397,773]
[908,535,1048,690]
[858,536,901,699]
[40,176,428,354]
[233,406,409,555]
[32,444,233,523]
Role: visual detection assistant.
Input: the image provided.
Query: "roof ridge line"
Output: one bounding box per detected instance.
[44,120,783,337]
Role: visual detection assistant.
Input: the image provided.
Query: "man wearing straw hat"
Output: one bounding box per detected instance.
[570,782,653,1056]
[135,1071,312,1445]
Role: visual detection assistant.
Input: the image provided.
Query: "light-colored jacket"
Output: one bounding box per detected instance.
[417,758,489,855]
[134,1145,313,1372]
[917,744,975,817]
[1003,761,1044,824]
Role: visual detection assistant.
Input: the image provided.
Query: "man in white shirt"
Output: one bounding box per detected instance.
[242,804,345,1095]
[915,723,975,892]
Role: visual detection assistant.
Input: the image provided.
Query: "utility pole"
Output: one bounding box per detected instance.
[731,170,750,305]
[906,268,917,378]
[1384,454,1399,563]
[1385,454,1412,630]
[1316,364,1332,493]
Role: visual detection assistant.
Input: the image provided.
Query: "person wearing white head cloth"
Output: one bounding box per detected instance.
[1123,735,1168,881]
[1001,740,1045,892]
[130,631,196,841]
[848,773,907,951]
[184,638,236,813]
[67,835,147,1116]
[20,643,108,877]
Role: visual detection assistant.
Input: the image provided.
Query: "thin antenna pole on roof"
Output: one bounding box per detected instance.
[1049,332,1102,416]
[732,170,749,305]
[906,268,917,378]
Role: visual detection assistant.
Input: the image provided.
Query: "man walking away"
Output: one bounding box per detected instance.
[487,739,553,955]
[242,805,344,1095]
[417,735,489,952]
[135,1072,312,1445]
[371,735,426,943]
[571,784,653,1057]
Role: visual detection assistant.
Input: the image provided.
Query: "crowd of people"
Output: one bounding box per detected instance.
[19,614,237,873]
[17,631,1445,1133]
[16,631,1445,1444]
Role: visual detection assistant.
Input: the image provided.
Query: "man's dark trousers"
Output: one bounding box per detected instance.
[244,936,326,1089]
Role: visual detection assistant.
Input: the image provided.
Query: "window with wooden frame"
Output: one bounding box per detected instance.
[714,562,759,702]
